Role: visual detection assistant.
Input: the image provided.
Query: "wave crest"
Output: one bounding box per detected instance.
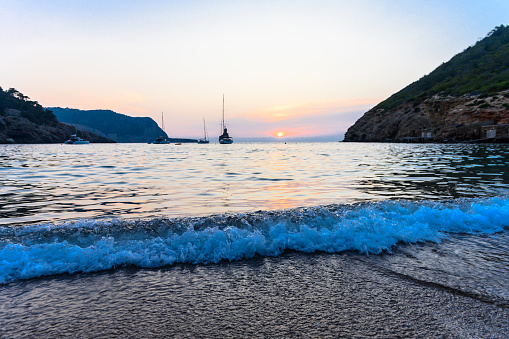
[1,197,508,284]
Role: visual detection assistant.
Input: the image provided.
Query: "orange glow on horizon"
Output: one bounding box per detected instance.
[243,98,381,123]
[276,131,285,137]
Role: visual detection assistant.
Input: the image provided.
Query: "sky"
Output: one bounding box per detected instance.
[1,0,508,140]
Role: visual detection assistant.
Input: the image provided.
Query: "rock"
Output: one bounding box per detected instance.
[49,107,168,143]
[344,92,509,143]
[0,114,115,144]
[4,109,21,117]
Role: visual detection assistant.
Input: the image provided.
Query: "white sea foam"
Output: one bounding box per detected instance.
[1,197,508,284]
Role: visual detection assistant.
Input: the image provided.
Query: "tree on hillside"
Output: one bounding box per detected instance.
[375,25,509,111]
[0,87,59,126]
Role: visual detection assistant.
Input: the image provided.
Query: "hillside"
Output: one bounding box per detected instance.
[344,25,509,143]
[49,107,168,143]
[0,87,113,144]
[0,87,59,127]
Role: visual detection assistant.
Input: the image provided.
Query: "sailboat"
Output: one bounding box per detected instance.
[65,109,89,144]
[198,118,209,144]
[218,94,233,144]
[150,112,170,144]
[64,134,89,144]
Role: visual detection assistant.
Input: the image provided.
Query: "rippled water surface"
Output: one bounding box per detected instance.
[1,142,509,227]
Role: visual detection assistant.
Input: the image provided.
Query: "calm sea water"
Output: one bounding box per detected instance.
[2,142,509,226]
[1,142,508,337]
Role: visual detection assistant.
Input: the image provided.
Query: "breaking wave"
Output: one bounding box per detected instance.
[1,197,508,284]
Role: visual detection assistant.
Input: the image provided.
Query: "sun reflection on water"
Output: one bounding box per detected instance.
[1,142,508,227]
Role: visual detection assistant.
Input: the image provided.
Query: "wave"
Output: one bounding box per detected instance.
[1,197,508,284]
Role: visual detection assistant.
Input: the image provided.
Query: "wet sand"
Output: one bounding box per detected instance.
[1,251,507,338]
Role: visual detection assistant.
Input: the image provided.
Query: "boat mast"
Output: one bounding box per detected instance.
[161,112,165,133]
[222,94,225,131]
[203,118,208,140]
[73,109,79,136]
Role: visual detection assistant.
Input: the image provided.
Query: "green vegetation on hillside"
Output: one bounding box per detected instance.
[376,25,509,111]
[0,87,59,126]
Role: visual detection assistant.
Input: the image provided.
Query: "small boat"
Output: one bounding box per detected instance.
[198,118,209,144]
[150,112,170,144]
[65,110,89,144]
[150,136,170,144]
[65,134,89,144]
[218,94,233,144]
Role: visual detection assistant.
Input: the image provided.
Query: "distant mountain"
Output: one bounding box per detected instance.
[344,25,509,143]
[49,107,168,143]
[0,87,113,144]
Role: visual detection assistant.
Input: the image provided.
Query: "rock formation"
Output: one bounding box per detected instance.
[344,93,509,142]
[0,109,114,144]
[49,107,169,143]
[344,25,509,143]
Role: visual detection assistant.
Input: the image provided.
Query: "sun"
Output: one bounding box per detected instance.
[276,131,285,138]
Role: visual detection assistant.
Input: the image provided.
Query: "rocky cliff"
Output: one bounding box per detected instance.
[0,87,115,144]
[49,107,168,143]
[344,25,509,143]
[344,92,509,142]
[0,109,114,144]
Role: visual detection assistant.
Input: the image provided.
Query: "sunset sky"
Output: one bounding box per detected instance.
[1,1,508,140]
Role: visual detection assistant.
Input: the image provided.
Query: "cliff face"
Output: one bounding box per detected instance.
[49,107,168,143]
[344,92,509,142]
[344,25,509,143]
[0,110,115,144]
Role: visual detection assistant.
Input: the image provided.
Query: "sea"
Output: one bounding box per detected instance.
[0,142,508,338]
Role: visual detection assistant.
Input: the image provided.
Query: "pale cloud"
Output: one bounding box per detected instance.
[242,98,380,122]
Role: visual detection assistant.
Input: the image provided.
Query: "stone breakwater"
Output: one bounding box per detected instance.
[344,92,509,143]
